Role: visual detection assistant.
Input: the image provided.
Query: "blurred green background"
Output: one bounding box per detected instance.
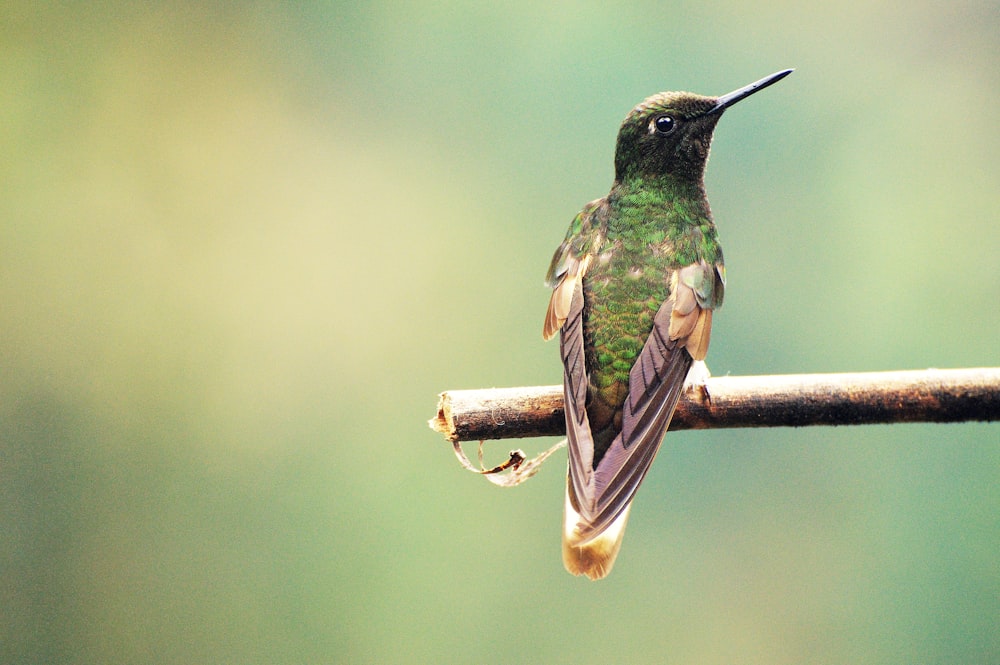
[2,2,998,663]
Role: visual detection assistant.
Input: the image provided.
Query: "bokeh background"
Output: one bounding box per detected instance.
[3,3,998,663]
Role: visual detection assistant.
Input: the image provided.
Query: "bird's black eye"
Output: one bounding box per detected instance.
[654,115,676,135]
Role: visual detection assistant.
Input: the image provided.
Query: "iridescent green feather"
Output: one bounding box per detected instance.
[577,175,722,459]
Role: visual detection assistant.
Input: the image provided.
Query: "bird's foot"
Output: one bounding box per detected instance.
[684,360,712,403]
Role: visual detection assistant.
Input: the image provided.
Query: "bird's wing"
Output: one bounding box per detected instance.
[669,261,725,360]
[543,251,585,342]
[567,260,725,545]
[543,199,604,341]
[543,202,602,480]
[559,271,597,497]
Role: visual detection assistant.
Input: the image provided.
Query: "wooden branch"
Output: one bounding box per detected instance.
[429,367,1000,443]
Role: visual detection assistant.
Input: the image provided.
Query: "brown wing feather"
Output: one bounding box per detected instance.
[556,263,595,506]
[670,264,717,360]
[684,309,712,360]
[543,256,590,341]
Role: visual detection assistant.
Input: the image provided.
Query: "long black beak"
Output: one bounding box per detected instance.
[707,69,794,115]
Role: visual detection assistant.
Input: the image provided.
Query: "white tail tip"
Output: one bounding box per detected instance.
[562,488,632,580]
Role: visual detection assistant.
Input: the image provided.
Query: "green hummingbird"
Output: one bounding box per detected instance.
[543,69,792,580]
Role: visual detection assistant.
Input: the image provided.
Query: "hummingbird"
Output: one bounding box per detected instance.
[543,69,792,579]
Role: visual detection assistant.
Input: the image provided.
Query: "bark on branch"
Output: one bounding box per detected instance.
[429,367,1000,443]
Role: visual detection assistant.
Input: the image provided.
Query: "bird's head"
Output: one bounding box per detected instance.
[613,69,793,184]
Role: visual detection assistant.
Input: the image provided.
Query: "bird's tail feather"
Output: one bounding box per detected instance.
[562,485,632,580]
